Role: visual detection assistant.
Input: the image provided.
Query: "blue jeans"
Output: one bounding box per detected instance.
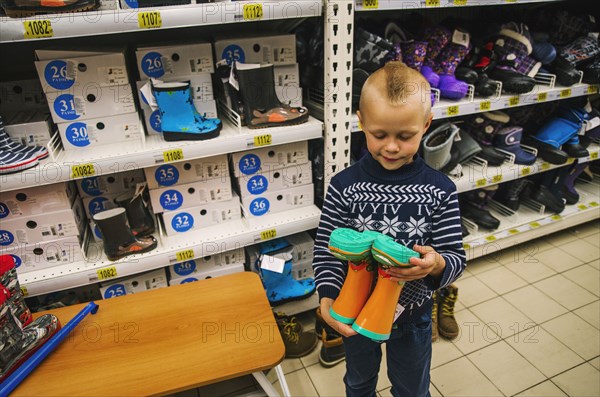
[342,311,432,397]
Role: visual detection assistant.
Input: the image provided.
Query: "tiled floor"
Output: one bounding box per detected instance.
[177,220,600,397]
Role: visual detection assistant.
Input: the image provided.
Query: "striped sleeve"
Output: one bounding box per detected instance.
[312,181,350,301]
[429,185,467,289]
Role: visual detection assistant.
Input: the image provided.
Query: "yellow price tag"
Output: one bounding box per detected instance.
[480,101,491,111]
[509,229,519,235]
[559,89,572,98]
[138,11,162,29]
[254,134,272,147]
[591,152,599,160]
[491,175,503,183]
[20,286,28,297]
[243,3,263,20]
[551,214,562,221]
[71,163,96,179]
[23,20,53,39]
[485,235,497,242]
[176,249,195,262]
[566,158,575,164]
[537,92,547,102]
[587,85,598,94]
[260,229,277,240]
[163,148,183,163]
[504,0,517,2]
[521,167,531,176]
[476,178,487,187]
[508,96,520,106]
[362,0,378,8]
[425,0,441,7]
[97,266,118,281]
[578,204,588,210]
[447,105,459,116]
[589,201,599,207]
[454,0,467,5]
[529,222,541,228]
[463,243,471,250]
[541,162,550,170]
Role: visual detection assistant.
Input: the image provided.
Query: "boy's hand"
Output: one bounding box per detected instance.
[384,244,446,282]
[320,297,357,338]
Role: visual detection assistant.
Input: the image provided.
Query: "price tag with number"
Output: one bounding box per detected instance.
[529,221,541,228]
[23,20,53,39]
[138,11,162,29]
[447,105,459,116]
[254,134,272,147]
[521,167,531,176]
[476,178,487,187]
[551,214,562,221]
[508,96,520,107]
[485,235,497,242]
[491,175,503,183]
[425,0,441,6]
[463,243,471,250]
[97,266,118,281]
[559,88,572,98]
[71,163,96,179]
[176,249,195,262]
[509,229,519,235]
[362,0,378,8]
[243,3,263,20]
[163,148,183,163]
[589,201,599,207]
[260,229,277,240]
[541,162,551,170]
[454,0,467,5]
[537,92,547,102]
[20,286,28,297]
[578,204,588,210]
[480,101,491,111]
[587,85,598,94]
[591,152,599,160]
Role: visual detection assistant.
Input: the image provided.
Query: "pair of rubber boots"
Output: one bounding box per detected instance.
[328,228,419,341]
[0,254,61,383]
[92,184,157,261]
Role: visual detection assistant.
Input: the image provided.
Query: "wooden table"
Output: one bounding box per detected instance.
[11,271,289,396]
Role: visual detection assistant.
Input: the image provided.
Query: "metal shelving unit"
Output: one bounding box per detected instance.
[355,0,568,12]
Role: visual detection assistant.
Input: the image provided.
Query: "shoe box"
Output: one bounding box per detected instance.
[0,182,78,220]
[99,268,168,299]
[0,79,47,113]
[2,112,56,147]
[230,141,309,177]
[82,192,123,219]
[142,100,218,136]
[167,247,245,283]
[149,177,233,214]
[161,193,241,235]
[246,232,313,270]
[274,64,300,87]
[0,235,85,273]
[235,162,312,198]
[144,154,229,189]
[75,169,146,198]
[136,42,214,79]
[214,35,296,66]
[168,261,245,285]
[240,183,314,218]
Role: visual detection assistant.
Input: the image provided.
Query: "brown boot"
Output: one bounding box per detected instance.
[431,291,439,342]
[315,308,345,367]
[275,312,318,358]
[438,284,459,340]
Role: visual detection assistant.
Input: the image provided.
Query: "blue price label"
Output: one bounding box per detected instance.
[10,255,22,268]
[141,51,165,78]
[53,93,80,120]
[88,197,109,216]
[66,122,90,147]
[81,177,101,196]
[0,202,9,219]
[104,284,127,299]
[180,277,199,284]
[149,109,162,132]
[0,230,15,246]
[221,44,245,65]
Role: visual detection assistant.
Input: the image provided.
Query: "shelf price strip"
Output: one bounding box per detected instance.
[361,0,378,9]
[23,20,53,39]
[260,229,277,240]
[425,0,441,7]
[480,101,491,111]
[243,3,264,20]
[163,148,184,163]
[253,134,272,147]
[97,266,118,281]
[71,163,96,179]
[447,105,459,116]
[138,11,162,29]
[454,0,467,5]
[176,249,195,262]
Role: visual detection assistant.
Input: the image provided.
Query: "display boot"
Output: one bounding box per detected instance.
[431,291,439,342]
[274,311,318,358]
[494,178,533,211]
[531,171,566,214]
[437,284,459,340]
[563,162,588,204]
[433,29,472,100]
[352,236,419,341]
[560,107,590,158]
[354,27,395,73]
[441,126,484,177]
[422,122,459,171]
[114,186,155,237]
[0,149,39,175]
[456,40,499,97]
[328,228,379,324]
[92,207,158,261]
[420,25,453,88]
[462,111,510,166]
[460,186,501,230]
[0,255,32,326]
[526,109,584,164]
[236,63,309,129]
[315,307,345,367]
[0,0,98,17]
[399,40,428,72]
[493,126,537,165]
[0,284,61,383]
[152,81,221,141]
[0,116,48,161]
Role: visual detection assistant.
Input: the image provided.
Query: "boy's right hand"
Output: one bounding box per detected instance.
[320,297,358,338]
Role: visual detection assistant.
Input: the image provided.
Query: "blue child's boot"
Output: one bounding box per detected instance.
[152,81,222,142]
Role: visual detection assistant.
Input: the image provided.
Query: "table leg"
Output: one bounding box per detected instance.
[252,364,290,397]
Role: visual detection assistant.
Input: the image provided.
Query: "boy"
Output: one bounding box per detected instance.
[312,61,466,397]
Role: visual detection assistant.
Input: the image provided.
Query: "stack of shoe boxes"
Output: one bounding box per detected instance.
[99,268,168,299]
[143,155,241,236]
[167,247,245,285]
[230,141,314,219]
[0,182,87,273]
[34,50,142,151]
[135,43,216,136]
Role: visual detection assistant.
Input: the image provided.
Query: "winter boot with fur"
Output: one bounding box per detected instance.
[493,126,537,165]
[461,112,509,166]
[421,25,453,88]
[433,28,472,100]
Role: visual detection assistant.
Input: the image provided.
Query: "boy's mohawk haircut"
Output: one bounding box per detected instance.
[384,61,425,104]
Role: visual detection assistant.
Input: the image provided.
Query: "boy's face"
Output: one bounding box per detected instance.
[358,94,432,171]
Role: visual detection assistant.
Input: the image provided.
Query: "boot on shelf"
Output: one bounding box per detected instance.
[455,40,499,98]
[562,162,589,205]
[114,184,155,238]
[421,121,460,171]
[462,111,511,166]
[432,28,472,100]
[0,254,32,326]
[493,126,537,165]
[437,284,459,340]
[0,116,48,161]
[420,25,453,88]
[274,311,318,358]
[460,186,501,230]
[315,307,345,368]
[494,179,533,211]
[529,170,566,214]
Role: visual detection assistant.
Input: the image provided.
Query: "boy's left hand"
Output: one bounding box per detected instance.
[384,244,445,282]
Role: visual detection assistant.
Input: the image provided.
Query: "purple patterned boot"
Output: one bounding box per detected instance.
[433,29,472,100]
[400,40,428,72]
[462,111,509,166]
[420,25,452,88]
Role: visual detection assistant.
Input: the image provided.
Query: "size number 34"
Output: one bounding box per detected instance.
[24,20,53,39]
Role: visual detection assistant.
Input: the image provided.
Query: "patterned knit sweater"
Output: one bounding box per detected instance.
[312,153,466,322]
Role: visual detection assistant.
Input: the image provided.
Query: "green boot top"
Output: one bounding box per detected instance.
[371,236,419,268]
[329,228,381,262]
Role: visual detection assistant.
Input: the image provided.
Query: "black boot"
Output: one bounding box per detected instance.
[494,179,533,211]
[92,208,158,261]
[236,63,309,129]
[114,185,155,237]
[315,308,345,367]
[274,311,318,358]
[460,187,501,230]
[531,170,566,214]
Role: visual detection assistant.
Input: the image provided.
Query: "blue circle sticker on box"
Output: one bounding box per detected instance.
[247,175,268,195]
[155,165,178,186]
[0,230,14,246]
[93,224,103,240]
[10,255,22,269]
[66,122,90,147]
[160,190,183,211]
[104,284,127,299]
[53,93,79,120]
[174,260,197,276]
[222,44,245,65]
[141,51,165,78]
[249,198,270,216]
[0,202,9,219]
[44,60,74,90]
[150,109,162,132]
[239,154,261,175]
[124,0,138,7]
[171,212,194,233]
[81,177,101,196]
[88,197,109,216]
[180,277,199,284]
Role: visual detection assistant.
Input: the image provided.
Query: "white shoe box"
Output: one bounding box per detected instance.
[0,79,47,111]
[214,35,296,66]
[230,141,309,177]
[142,100,218,136]
[236,162,312,199]
[82,193,121,219]
[45,84,136,123]
[161,194,241,235]
[144,154,229,189]
[57,112,142,151]
[245,231,313,272]
[3,112,55,147]
[149,177,233,214]
[275,85,303,107]
[169,262,244,285]
[292,257,314,281]
[167,249,243,280]
[214,247,245,266]
[100,268,168,299]
[136,43,214,79]
[35,53,129,93]
[0,182,77,220]
[34,49,114,60]
[241,183,313,218]
[0,235,84,273]
[0,197,86,247]
[75,169,146,198]
[136,75,213,107]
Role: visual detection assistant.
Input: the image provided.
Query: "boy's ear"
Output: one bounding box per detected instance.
[424,112,433,132]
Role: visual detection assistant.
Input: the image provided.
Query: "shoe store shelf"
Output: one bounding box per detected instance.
[463,178,600,261]
[0,0,322,43]
[453,143,600,193]
[0,116,323,192]
[350,83,599,132]
[17,204,321,298]
[355,0,569,12]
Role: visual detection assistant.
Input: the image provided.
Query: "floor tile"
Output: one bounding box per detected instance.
[197,375,255,397]
[305,362,346,396]
[450,308,497,355]
[431,357,503,396]
[583,234,600,248]
[379,384,442,397]
[551,362,600,397]
[534,274,597,310]
[266,358,303,383]
[590,357,600,370]
[495,239,555,266]
[515,381,567,396]
[475,266,528,295]
[503,285,569,324]
[557,239,600,264]
[464,255,502,276]
[574,300,600,329]
[546,229,580,246]
[467,340,545,396]
[563,265,600,296]
[588,258,600,270]
[453,276,497,308]
[504,259,557,283]
[532,249,584,273]
[506,326,584,378]
[470,297,534,340]
[431,338,463,369]
[542,312,600,360]
[300,340,322,368]
[272,368,318,397]
[570,221,600,238]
